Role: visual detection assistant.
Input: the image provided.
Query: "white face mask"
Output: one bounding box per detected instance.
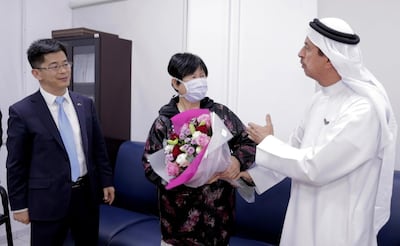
[177,77,208,102]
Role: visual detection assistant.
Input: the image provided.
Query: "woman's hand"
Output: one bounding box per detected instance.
[237,171,255,186]
[207,156,241,184]
[219,156,241,180]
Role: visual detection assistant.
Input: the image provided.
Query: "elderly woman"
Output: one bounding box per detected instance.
[142,52,256,246]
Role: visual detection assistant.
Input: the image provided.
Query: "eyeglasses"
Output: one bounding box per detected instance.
[36,62,72,72]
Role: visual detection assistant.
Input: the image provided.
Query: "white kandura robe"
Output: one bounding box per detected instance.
[248,81,383,246]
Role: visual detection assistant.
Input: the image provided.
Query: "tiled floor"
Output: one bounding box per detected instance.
[0,227,79,246]
[0,227,77,246]
[0,227,30,246]
[1,235,29,246]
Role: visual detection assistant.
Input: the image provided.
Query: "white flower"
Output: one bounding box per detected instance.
[176,153,188,167]
[192,131,202,139]
[164,144,174,153]
[196,146,202,154]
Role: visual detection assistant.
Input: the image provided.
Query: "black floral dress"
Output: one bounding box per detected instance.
[142,96,256,246]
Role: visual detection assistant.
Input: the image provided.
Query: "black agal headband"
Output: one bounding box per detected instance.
[309,18,360,45]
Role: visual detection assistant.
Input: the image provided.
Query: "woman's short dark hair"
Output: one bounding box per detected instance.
[167,52,208,80]
[27,39,68,69]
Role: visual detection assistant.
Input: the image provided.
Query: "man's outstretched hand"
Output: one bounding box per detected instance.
[247,114,274,144]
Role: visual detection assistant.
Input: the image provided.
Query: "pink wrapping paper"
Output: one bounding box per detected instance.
[166,108,210,189]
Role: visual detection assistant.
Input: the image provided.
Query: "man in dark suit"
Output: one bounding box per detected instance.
[6,39,115,246]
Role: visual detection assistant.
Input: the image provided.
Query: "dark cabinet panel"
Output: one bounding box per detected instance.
[52,28,132,166]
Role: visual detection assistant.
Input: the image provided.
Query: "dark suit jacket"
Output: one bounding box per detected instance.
[6,90,113,221]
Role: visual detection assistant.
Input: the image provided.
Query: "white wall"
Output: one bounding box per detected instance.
[0,0,72,142]
[71,0,317,143]
[318,0,400,169]
[0,0,26,240]
[0,0,23,147]
[186,0,317,141]
[71,0,187,141]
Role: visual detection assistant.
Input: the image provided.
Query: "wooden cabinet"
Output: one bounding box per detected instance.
[52,28,132,166]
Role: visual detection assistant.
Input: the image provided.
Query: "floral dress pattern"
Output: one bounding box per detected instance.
[142,96,256,246]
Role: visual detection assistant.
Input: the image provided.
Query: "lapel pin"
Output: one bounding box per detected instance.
[323,118,330,125]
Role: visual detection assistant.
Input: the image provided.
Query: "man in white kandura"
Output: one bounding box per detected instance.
[239,17,398,246]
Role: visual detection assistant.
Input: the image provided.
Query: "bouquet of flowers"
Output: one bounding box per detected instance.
[148,108,233,189]
[164,111,212,179]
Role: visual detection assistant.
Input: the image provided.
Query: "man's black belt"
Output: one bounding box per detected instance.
[72,175,88,188]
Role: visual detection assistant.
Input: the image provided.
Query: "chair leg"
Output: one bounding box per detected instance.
[5,219,13,246]
[0,186,13,246]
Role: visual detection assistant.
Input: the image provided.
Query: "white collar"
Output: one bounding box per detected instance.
[39,87,72,106]
[320,81,346,96]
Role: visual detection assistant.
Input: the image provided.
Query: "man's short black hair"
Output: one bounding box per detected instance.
[27,39,68,68]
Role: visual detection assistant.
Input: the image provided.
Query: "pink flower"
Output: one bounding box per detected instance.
[192,132,210,146]
[166,162,180,176]
[164,112,212,178]
[197,114,211,127]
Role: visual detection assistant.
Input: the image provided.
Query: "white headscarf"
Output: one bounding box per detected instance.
[307,17,398,233]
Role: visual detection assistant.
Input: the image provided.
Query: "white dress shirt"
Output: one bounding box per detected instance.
[40,87,87,177]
